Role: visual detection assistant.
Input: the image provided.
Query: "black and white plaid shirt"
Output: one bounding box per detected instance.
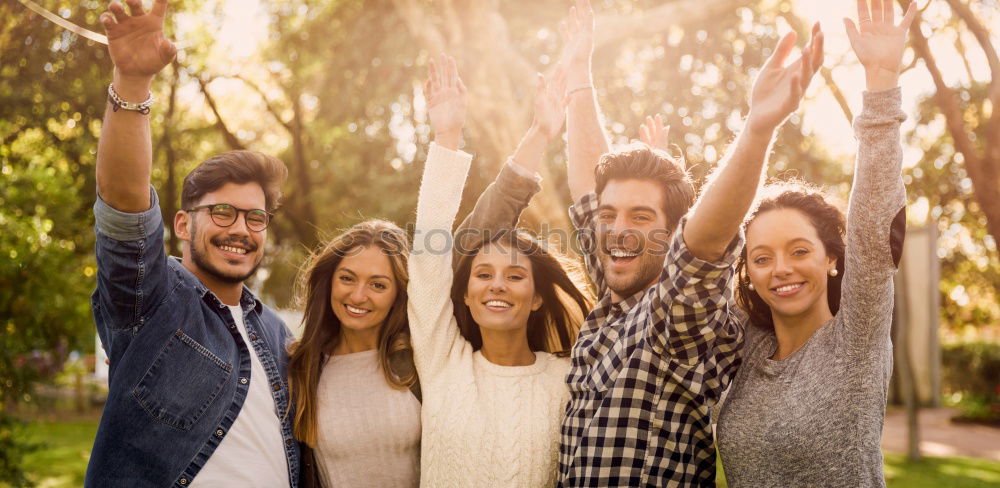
[558,193,746,487]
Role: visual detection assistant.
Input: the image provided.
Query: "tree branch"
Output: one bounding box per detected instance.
[901,0,1000,250]
[195,77,246,151]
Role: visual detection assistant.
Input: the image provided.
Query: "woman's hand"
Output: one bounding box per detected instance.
[746,24,824,136]
[844,0,917,91]
[639,114,670,153]
[426,53,467,151]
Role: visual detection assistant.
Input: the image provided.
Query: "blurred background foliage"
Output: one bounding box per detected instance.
[1,0,999,483]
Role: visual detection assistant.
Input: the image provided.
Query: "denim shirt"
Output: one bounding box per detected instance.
[86,187,299,488]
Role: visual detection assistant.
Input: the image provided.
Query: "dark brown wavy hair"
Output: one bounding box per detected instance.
[594,143,695,230]
[735,180,846,331]
[287,220,413,446]
[451,230,593,355]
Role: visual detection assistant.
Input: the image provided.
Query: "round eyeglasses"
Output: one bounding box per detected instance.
[185,204,274,232]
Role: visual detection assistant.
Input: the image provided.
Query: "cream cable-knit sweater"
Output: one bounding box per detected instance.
[408,143,570,487]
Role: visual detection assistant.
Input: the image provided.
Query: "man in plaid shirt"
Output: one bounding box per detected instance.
[556,1,824,485]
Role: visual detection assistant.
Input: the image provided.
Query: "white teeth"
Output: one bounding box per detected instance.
[220,245,247,255]
[346,305,369,314]
[609,249,639,258]
[484,300,512,308]
[774,283,802,293]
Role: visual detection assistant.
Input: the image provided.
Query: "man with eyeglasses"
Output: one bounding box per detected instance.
[87,1,298,486]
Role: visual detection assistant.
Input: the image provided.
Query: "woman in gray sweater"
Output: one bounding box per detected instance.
[717,1,916,486]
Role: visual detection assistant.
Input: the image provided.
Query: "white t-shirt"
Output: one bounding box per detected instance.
[190,305,290,487]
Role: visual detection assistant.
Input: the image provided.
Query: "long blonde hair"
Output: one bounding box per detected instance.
[287,220,413,446]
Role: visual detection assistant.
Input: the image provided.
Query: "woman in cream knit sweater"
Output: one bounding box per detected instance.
[407,55,591,486]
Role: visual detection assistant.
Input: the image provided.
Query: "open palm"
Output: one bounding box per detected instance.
[425,54,467,139]
[100,0,176,78]
[533,67,568,141]
[747,24,824,134]
[845,0,917,84]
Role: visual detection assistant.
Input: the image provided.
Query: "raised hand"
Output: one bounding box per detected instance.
[425,53,467,151]
[746,23,824,135]
[558,0,595,85]
[532,66,568,141]
[639,114,670,152]
[100,0,176,82]
[844,0,917,91]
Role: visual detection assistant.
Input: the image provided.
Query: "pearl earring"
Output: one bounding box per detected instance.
[748,282,755,291]
[829,269,838,277]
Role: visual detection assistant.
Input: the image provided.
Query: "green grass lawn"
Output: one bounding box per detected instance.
[19,418,98,488]
[16,417,1000,488]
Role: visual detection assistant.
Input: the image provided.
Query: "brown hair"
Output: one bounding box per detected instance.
[181,150,288,212]
[735,180,846,331]
[594,143,695,230]
[287,220,413,446]
[451,230,593,354]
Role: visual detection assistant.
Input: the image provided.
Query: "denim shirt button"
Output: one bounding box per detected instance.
[240,377,248,384]
[215,428,224,437]
[179,477,188,485]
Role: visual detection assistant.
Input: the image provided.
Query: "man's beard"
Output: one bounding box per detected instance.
[189,223,262,285]
[601,250,664,299]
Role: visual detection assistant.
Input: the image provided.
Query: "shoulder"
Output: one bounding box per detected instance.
[538,352,571,377]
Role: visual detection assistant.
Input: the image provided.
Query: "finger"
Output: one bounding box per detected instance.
[428,58,439,89]
[655,114,665,130]
[812,31,825,75]
[569,6,579,33]
[843,18,860,48]
[424,78,433,99]
[449,56,459,89]
[151,0,168,17]
[125,0,145,16]
[884,0,894,25]
[158,38,177,64]
[900,1,917,30]
[661,124,670,141]
[763,31,798,71]
[99,12,119,34]
[856,0,870,25]
[580,0,594,19]
[871,0,883,24]
[799,49,813,91]
[640,125,651,144]
[457,77,467,95]
[109,2,129,23]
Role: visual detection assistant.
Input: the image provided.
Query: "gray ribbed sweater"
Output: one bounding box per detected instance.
[716,88,907,487]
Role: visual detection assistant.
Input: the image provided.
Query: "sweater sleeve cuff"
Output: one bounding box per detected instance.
[428,141,473,167]
[857,86,905,124]
[94,186,162,241]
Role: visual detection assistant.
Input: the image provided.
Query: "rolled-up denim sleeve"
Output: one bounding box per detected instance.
[92,186,171,331]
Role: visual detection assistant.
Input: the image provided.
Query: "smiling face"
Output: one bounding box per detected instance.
[329,246,398,336]
[463,241,542,334]
[179,182,267,284]
[745,208,837,325]
[596,179,672,301]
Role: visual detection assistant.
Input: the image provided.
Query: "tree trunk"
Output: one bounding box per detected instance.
[893,273,921,461]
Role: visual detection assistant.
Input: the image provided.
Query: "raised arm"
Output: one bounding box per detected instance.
[683,24,824,262]
[96,0,176,212]
[840,0,915,346]
[408,55,475,378]
[563,0,609,201]
[455,68,567,252]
